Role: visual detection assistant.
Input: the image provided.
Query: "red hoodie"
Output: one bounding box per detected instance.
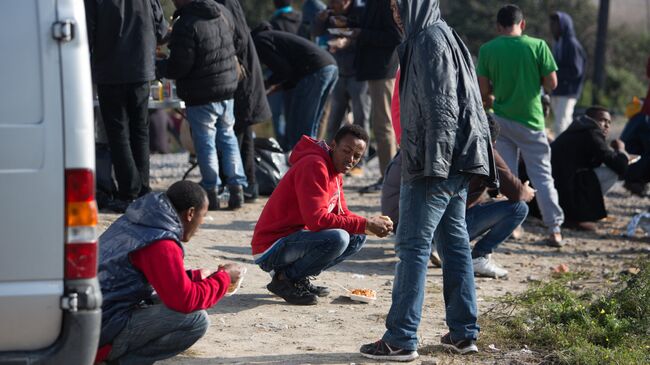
[251,136,367,259]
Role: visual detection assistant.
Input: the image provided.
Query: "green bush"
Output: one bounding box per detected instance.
[482,258,650,364]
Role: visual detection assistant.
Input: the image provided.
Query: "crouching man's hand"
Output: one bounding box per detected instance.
[365,216,394,238]
[217,263,244,284]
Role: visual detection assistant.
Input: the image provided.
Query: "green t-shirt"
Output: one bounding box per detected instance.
[477,35,557,131]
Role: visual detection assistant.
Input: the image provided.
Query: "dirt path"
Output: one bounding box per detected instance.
[98,153,650,365]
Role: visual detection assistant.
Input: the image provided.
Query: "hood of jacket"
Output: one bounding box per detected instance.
[565,115,603,134]
[175,0,221,19]
[124,192,183,240]
[399,0,441,37]
[289,136,337,175]
[555,11,576,39]
[273,11,302,25]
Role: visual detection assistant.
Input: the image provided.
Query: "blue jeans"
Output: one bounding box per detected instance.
[257,229,366,281]
[284,64,338,150]
[268,91,286,150]
[186,100,247,190]
[383,174,478,351]
[107,304,209,365]
[466,200,529,258]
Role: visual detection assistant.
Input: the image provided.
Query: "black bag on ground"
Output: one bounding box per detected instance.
[255,137,289,196]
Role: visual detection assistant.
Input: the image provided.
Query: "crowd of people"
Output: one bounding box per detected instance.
[87,0,650,363]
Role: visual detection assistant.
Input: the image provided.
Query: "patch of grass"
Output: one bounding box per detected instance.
[480,257,650,364]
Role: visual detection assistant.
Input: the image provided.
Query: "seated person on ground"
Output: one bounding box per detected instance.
[251,125,393,305]
[382,116,534,278]
[551,106,629,231]
[96,181,243,364]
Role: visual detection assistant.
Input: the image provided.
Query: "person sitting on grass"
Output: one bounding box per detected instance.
[95,180,243,364]
[250,125,393,305]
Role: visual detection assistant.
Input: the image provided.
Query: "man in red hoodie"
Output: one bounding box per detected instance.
[251,125,393,305]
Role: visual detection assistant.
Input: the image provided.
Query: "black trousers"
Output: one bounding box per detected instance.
[97,82,151,200]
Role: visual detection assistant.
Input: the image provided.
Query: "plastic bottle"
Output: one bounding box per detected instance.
[151,80,163,101]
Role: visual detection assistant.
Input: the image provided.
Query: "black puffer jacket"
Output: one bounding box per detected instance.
[216,0,271,126]
[159,0,238,106]
[398,0,493,182]
[271,10,303,34]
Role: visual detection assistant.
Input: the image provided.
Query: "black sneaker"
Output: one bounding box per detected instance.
[227,184,244,210]
[440,333,478,354]
[296,277,330,297]
[244,183,259,203]
[359,340,418,362]
[266,273,318,305]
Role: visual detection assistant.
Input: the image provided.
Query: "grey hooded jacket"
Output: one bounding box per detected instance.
[397,0,494,183]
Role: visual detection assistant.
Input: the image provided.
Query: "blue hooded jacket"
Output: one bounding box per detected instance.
[551,12,587,97]
[97,192,184,346]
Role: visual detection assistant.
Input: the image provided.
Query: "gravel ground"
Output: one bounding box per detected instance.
[98,146,650,365]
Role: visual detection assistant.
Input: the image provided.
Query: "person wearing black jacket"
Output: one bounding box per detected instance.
[157,0,247,211]
[253,25,338,151]
[354,0,403,190]
[215,0,272,202]
[551,106,629,231]
[84,0,167,208]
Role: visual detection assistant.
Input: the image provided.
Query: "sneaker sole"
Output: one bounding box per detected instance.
[360,351,419,362]
[441,343,478,354]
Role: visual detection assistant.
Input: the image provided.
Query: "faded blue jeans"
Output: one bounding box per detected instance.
[466,200,529,258]
[186,100,247,190]
[107,304,209,365]
[383,174,479,351]
[284,64,338,150]
[256,229,366,281]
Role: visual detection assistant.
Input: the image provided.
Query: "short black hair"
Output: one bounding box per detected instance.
[333,124,370,145]
[273,0,291,9]
[586,105,610,119]
[166,181,207,213]
[487,113,500,142]
[497,4,524,28]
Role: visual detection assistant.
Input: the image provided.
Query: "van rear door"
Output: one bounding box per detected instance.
[0,0,65,351]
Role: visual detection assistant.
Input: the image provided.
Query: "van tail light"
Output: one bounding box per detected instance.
[65,169,98,279]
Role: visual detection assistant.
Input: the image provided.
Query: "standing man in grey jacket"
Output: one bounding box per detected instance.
[360,0,493,361]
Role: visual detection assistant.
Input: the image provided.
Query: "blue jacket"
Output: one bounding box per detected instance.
[552,12,587,97]
[97,193,184,346]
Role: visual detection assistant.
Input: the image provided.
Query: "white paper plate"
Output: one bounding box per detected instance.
[225,267,247,297]
[347,293,376,303]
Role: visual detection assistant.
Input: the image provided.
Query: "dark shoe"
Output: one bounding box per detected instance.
[267,273,318,305]
[359,177,383,194]
[228,184,244,210]
[624,181,646,197]
[206,189,220,211]
[440,333,478,354]
[244,183,259,203]
[359,340,418,362]
[296,277,330,297]
[105,198,131,214]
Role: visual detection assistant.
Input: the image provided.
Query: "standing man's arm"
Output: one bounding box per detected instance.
[151,0,169,44]
[157,23,195,80]
[542,71,558,94]
[478,76,493,109]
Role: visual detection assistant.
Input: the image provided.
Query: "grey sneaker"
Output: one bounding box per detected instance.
[440,333,478,354]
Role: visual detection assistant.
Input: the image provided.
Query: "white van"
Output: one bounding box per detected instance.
[0,0,101,364]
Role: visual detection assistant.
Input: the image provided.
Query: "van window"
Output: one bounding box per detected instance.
[0,0,44,125]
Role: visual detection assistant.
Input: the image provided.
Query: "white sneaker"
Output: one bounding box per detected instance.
[472,255,508,278]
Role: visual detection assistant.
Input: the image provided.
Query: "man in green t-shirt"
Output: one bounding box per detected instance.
[477,4,565,247]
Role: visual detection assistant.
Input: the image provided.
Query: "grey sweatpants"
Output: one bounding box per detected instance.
[493,114,564,231]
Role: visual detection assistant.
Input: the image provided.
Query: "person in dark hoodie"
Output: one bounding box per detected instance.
[251,125,394,305]
[360,0,494,361]
[95,181,243,364]
[215,0,272,202]
[551,106,629,231]
[271,0,304,34]
[84,0,168,211]
[157,0,247,211]
[549,11,587,136]
[253,24,338,151]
